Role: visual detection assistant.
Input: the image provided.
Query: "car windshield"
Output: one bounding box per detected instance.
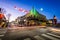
[0,0,60,40]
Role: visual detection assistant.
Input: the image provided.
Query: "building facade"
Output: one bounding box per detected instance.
[16,7,47,26]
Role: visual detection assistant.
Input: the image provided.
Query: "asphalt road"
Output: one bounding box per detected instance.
[0,27,60,40]
[0,28,7,40]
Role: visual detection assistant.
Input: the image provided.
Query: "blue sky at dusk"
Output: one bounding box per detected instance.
[0,0,60,22]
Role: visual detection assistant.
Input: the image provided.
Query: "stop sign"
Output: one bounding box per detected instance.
[0,13,4,19]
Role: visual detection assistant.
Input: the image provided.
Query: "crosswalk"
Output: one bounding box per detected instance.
[46,33,60,39]
[41,34,59,40]
[0,28,60,40]
[34,32,60,40]
[0,29,7,40]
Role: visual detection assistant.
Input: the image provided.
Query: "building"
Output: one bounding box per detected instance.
[16,7,47,26]
[53,15,57,25]
[47,15,57,26]
[47,19,53,26]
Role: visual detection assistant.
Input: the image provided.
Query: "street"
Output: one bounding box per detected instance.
[0,26,60,40]
[0,0,60,40]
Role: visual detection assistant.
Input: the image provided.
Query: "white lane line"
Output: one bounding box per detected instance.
[47,33,60,38]
[24,38,31,40]
[0,31,7,35]
[0,31,6,33]
[0,35,4,37]
[41,34,59,40]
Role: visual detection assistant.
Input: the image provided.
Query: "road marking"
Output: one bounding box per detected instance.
[0,35,4,37]
[47,33,60,38]
[0,39,1,40]
[51,32,60,36]
[41,34,59,40]
[0,31,7,35]
[34,35,45,40]
[24,38,31,40]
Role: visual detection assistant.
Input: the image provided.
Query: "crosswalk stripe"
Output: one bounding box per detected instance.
[0,29,7,37]
[50,32,60,36]
[0,30,7,34]
[0,35,4,37]
[47,33,60,39]
[41,34,59,40]
[34,35,45,40]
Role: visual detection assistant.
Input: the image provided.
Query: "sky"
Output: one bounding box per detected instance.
[0,0,60,22]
